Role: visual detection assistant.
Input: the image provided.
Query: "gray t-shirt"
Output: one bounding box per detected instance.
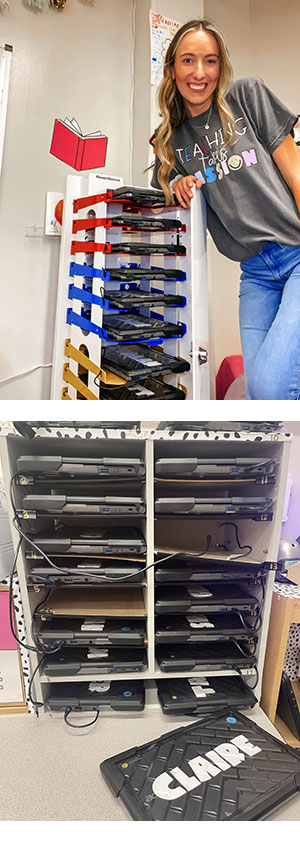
[151,77,300,262]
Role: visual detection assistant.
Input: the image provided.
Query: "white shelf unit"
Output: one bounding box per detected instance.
[0,425,291,714]
[50,174,210,400]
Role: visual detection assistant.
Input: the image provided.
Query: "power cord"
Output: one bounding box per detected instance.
[28,654,47,709]
[8,481,65,714]
[235,663,259,690]
[218,522,253,558]
[63,708,100,729]
[229,637,257,658]
[237,608,263,632]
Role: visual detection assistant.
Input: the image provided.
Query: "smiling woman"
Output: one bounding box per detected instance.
[170,29,220,118]
[151,18,300,401]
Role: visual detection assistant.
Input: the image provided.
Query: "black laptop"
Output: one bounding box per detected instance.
[26,527,146,555]
[27,559,145,585]
[35,617,146,647]
[154,457,276,478]
[156,675,257,714]
[101,343,189,382]
[42,647,147,676]
[100,708,300,821]
[101,379,185,401]
[108,242,185,256]
[104,267,186,282]
[154,496,273,515]
[102,215,183,232]
[110,186,168,207]
[102,313,184,341]
[46,680,145,712]
[155,584,259,614]
[20,495,146,517]
[154,559,265,583]
[16,455,145,479]
[103,289,185,310]
[157,421,282,433]
[156,642,257,672]
[155,613,258,645]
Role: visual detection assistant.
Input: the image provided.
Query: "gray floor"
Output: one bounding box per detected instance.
[0,704,300,823]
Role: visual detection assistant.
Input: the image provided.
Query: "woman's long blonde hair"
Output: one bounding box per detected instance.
[154,18,235,204]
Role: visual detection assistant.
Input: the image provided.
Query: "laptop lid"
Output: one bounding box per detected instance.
[21,495,145,515]
[155,585,259,614]
[101,344,189,381]
[35,617,146,646]
[43,647,147,676]
[155,613,258,644]
[156,642,256,671]
[16,455,145,477]
[154,457,275,476]
[46,679,145,710]
[100,707,300,821]
[29,527,147,555]
[154,497,272,514]
[156,676,257,714]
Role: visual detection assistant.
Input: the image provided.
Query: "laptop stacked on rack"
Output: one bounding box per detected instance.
[154,550,264,715]
[71,186,189,400]
[17,446,148,699]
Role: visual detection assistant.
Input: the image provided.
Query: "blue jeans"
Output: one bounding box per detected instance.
[239,243,300,400]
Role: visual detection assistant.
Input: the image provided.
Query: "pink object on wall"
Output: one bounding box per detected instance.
[0,591,17,650]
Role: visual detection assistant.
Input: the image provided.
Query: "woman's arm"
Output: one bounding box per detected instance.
[272,134,300,214]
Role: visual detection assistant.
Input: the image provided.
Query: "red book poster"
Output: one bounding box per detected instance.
[50,117,108,170]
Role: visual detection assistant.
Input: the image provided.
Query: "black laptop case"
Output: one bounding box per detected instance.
[155,614,258,644]
[154,457,276,478]
[16,455,145,478]
[104,290,185,309]
[42,647,147,676]
[102,313,184,341]
[108,242,185,256]
[154,496,273,515]
[101,343,189,381]
[21,495,146,516]
[103,214,183,232]
[154,560,265,583]
[35,617,146,647]
[104,267,186,282]
[155,584,259,614]
[27,560,145,585]
[27,527,146,555]
[156,641,257,672]
[156,675,257,714]
[46,680,145,711]
[110,186,167,206]
[101,378,185,401]
[100,707,300,820]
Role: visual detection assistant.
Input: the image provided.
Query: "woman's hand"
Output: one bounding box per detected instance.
[173,175,203,208]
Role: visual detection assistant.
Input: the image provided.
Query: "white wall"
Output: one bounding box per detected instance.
[0,0,135,399]
[250,0,300,112]
[132,0,204,186]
